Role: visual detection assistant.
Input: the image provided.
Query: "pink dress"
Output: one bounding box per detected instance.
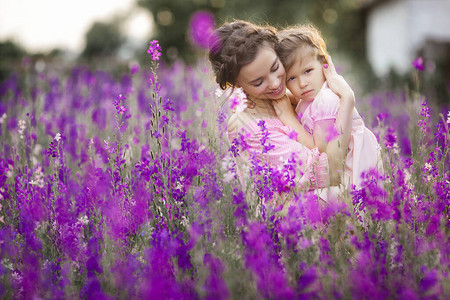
[295,82,382,188]
[227,118,330,191]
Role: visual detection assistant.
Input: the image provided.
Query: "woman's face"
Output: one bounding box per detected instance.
[235,45,286,100]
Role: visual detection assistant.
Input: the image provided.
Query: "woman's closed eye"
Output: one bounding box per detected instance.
[253,81,263,87]
[271,63,279,72]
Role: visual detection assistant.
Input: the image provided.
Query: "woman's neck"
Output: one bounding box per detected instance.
[245,96,278,117]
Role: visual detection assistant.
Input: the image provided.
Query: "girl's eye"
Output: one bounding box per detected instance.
[287,76,296,82]
[305,68,313,74]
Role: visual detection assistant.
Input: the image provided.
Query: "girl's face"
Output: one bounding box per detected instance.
[286,47,325,102]
[235,45,286,100]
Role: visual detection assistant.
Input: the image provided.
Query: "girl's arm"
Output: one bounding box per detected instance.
[272,95,315,149]
[322,57,355,185]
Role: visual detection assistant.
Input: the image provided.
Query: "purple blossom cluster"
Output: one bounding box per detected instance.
[0,42,448,299]
[147,40,162,61]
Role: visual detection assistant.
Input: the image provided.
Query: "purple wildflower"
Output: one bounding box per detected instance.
[384,126,397,149]
[257,120,274,153]
[147,40,162,61]
[412,56,424,71]
[162,98,174,111]
[203,253,230,300]
[242,222,295,299]
[113,94,131,117]
[189,11,215,49]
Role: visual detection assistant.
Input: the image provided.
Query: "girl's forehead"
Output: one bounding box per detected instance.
[295,45,317,61]
[289,46,318,68]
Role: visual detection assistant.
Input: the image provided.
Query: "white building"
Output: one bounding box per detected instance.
[363,0,450,77]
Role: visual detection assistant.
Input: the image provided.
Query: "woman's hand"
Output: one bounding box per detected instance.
[272,95,296,119]
[272,96,315,149]
[323,56,354,102]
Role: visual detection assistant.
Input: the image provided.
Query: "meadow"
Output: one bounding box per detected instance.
[0,43,449,299]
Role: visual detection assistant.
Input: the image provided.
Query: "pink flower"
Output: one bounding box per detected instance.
[326,124,340,142]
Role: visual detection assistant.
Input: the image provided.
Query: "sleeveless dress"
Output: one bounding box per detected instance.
[295,82,382,188]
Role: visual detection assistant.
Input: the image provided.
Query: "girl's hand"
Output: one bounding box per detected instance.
[323,56,354,102]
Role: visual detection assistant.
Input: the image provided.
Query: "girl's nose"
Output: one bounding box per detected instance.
[298,77,307,88]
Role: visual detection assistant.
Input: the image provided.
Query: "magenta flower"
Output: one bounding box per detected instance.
[412,56,424,71]
[147,40,162,61]
[189,11,215,49]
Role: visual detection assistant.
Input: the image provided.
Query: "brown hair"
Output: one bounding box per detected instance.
[208,20,278,90]
[277,24,329,72]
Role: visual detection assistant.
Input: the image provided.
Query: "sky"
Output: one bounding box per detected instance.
[0,0,153,53]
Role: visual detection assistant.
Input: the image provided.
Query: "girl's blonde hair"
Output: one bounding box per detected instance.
[277,24,329,71]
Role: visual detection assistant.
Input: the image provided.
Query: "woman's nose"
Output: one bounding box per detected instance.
[268,75,281,89]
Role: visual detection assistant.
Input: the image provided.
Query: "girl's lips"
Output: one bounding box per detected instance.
[268,84,284,96]
[302,89,313,96]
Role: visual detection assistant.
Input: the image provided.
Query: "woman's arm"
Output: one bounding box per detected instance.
[272,95,315,149]
[322,56,355,185]
[313,119,335,153]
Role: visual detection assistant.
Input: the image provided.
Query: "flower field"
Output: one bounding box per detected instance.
[0,45,449,299]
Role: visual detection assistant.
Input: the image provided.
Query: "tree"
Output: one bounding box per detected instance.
[0,40,26,82]
[138,0,367,64]
[81,20,124,59]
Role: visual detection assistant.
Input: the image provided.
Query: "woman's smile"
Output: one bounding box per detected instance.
[268,83,284,97]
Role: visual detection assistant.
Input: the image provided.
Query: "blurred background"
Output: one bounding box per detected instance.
[1,0,449,104]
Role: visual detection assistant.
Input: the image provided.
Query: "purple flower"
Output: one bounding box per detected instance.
[384,126,397,149]
[189,11,215,49]
[203,253,230,300]
[288,130,298,140]
[258,120,274,153]
[162,98,174,111]
[113,94,130,117]
[412,56,424,71]
[147,40,162,61]
[242,222,295,299]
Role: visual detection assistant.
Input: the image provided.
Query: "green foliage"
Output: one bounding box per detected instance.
[138,0,367,62]
[0,40,26,82]
[81,21,124,60]
[138,0,221,63]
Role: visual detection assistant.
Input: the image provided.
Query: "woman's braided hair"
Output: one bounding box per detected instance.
[277,24,329,72]
[208,20,278,90]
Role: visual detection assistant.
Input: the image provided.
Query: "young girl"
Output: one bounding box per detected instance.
[277,24,382,188]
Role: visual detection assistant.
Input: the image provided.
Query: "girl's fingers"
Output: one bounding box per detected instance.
[323,56,337,76]
[244,99,256,108]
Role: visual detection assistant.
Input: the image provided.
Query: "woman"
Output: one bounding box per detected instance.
[209,20,355,199]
